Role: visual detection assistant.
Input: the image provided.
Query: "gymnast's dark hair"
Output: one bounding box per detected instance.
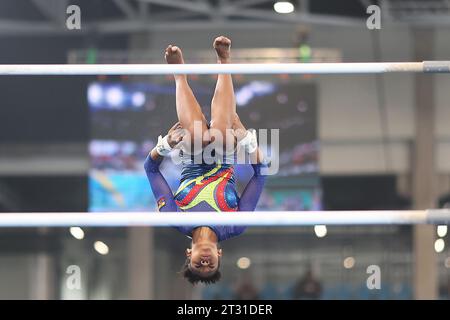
[180,257,222,285]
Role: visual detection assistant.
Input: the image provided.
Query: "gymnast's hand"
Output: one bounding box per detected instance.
[167,122,185,149]
[231,113,247,142]
[232,114,261,162]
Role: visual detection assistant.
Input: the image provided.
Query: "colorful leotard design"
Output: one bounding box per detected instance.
[174,163,239,212]
[144,153,266,241]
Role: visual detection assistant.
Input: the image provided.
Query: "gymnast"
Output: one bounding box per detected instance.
[144,36,267,285]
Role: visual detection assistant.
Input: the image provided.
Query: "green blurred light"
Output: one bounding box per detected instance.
[86,48,97,64]
[299,44,312,63]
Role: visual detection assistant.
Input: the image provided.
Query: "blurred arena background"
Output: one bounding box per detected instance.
[0,0,449,300]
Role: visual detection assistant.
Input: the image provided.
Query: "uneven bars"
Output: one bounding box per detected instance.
[0,61,448,75]
[0,210,449,227]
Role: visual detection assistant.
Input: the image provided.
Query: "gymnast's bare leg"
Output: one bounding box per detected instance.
[165,45,210,149]
[209,36,236,153]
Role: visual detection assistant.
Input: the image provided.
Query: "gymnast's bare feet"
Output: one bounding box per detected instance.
[164,45,184,64]
[213,36,231,64]
[165,45,186,81]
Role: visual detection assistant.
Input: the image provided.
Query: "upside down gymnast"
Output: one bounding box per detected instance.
[144,36,267,285]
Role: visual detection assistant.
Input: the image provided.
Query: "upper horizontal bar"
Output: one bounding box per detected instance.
[0,61,448,75]
[0,210,448,227]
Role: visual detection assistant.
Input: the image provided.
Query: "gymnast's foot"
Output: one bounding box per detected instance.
[165,45,186,81]
[164,45,184,64]
[213,36,231,64]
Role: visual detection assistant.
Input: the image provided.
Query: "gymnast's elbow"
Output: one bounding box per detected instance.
[144,153,162,173]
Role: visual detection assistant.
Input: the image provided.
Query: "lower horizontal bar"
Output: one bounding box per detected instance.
[423,61,450,73]
[0,210,448,227]
[0,62,436,75]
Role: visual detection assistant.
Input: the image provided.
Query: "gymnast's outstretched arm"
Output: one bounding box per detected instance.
[144,123,184,212]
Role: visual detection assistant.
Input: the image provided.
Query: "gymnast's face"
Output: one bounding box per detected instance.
[186,242,222,276]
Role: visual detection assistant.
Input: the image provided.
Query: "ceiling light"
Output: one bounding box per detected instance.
[237,257,251,269]
[314,225,327,238]
[274,2,294,14]
[69,227,84,240]
[94,241,109,255]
